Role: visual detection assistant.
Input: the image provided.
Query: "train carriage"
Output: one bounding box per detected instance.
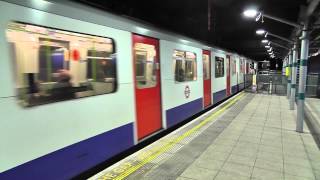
[0,0,256,179]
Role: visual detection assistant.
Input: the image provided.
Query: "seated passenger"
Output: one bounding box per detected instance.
[177,68,185,82]
[51,69,75,100]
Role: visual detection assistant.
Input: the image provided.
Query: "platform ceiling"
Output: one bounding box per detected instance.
[74,0,310,61]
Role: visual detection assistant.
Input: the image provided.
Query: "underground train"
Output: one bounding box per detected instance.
[0,0,256,179]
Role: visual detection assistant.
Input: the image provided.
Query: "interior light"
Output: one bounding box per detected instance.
[256,29,265,35]
[261,39,269,44]
[265,46,270,48]
[268,42,271,46]
[267,49,272,52]
[243,9,258,18]
[269,52,273,55]
[264,32,268,38]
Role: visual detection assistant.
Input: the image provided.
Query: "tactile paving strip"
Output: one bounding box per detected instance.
[90,93,254,180]
[134,94,254,180]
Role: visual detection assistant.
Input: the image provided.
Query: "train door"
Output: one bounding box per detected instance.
[132,34,162,140]
[203,50,211,107]
[226,55,231,96]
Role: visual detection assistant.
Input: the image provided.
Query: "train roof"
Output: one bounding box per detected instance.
[3,0,256,62]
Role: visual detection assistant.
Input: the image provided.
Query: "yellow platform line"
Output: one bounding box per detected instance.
[103,92,245,180]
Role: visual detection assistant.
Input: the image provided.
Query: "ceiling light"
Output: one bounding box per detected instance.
[256,29,265,35]
[243,9,258,18]
[268,52,273,55]
[265,45,270,48]
[261,39,269,43]
[268,42,271,46]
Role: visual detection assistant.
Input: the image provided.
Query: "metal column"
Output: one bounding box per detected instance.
[296,27,309,133]
[283,58,287,75]
[290,44,298,110]
[287,52,293,99]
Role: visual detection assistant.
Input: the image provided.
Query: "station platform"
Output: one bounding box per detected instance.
[90,93,320,180]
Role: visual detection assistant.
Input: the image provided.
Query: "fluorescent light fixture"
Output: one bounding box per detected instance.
[264,32,268,38]
[268,52,273,55]
[267,49,272,52]
[261,39,269,43]
[265,45,270,48]
[268,42,271,46]
[243,9,258,18]
[256,29,265,35]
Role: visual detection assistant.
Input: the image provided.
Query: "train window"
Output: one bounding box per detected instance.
[134,43,157,89]
[203,54,210,80]
[6,22,117,107]
[173,50,197,82]
[232,59,237,75]
[240,58,245,73]
[215,56,224,78]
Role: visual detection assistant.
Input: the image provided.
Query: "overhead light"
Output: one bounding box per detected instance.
[256,29,266,35]
[268,42,271,46]
[243,9,258,18]
[261,39,269,43]
[265,45,270,48]
[267,47,273,52]
[268,52,273,55]
[264,32,268,38]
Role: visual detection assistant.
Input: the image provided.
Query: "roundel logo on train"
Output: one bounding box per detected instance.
[184,85,190,98]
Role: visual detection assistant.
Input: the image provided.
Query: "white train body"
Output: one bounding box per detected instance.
[0,0,256,179]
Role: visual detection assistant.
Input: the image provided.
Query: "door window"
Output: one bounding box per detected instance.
[203,54,210,80]
[134,43,157,89]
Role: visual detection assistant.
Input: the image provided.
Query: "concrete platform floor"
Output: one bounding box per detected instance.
[91,93,320,180]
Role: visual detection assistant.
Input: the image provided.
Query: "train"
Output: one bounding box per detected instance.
[0,0,257,179]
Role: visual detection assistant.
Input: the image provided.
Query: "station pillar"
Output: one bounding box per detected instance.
[296,26,309,133]
[287,51,293,99]
[290,43,298,110]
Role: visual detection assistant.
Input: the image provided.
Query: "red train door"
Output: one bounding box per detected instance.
[226,55,231,96]
[132,34,162,140]
[203,50,211,108]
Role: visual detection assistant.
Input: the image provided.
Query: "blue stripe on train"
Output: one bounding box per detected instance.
[239,83,245,90]
[213,89,226,104]
[0,123,134,180]
[166,98,203,128]
[232,85,238,94]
